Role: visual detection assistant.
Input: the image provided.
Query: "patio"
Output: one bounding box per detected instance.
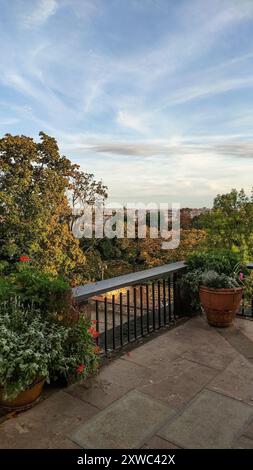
[1,314,253,449]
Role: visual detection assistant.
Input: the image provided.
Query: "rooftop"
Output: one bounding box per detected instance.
[1,315,253,449]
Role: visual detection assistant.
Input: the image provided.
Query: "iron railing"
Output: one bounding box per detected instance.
[73,260,253,355]
[73,261,187,354]
[238,293,253,318]
[239,264,253,318]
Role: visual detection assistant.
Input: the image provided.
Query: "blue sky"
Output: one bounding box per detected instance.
[1,0,253,207]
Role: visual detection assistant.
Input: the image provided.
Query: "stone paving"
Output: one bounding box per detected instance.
[1,315,253,449]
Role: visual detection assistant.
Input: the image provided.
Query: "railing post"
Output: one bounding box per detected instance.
[173,271,185,318]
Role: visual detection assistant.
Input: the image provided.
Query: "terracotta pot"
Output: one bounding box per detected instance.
[199,285,243,327]
[0,379,45,411]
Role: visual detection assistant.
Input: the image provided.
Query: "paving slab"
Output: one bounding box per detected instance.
[208,355,253,405]
[122,336,180,368]
[233,435,253,449]
[124,316,236,371]
[139,357,217,409]
[69,390,174,449]
[97,357,152,390]
[158,389,253,449]
[235,318,253,343]
[66,381,125,410]
[143,435,181,449]
[66,358,151,409]
[161,317,237,370]
[0,391,98,449]
[218,325,253,360]
[242,418,253,440]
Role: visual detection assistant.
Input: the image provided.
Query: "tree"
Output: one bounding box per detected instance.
[0,132,106,282]
[69,170,107,231]
[196,188,253,262]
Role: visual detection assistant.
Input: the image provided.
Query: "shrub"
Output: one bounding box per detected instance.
[53,318,99,382]
[0,299,68,400]
[0,299,99,400]
[0,265,72,316]
[179,269,203,312]
[186,250,242,275]
[0,277,16,302]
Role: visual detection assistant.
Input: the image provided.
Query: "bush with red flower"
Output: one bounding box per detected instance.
[19,255,30,263]
[52,316,100,381]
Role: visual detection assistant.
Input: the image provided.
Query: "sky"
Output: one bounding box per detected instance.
[1,0,253,207]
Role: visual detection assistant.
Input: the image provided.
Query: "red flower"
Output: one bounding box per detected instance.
[76,364,86,374]
[88,327,100,339]
[93,346,100,354]
[19,255,30,262]
[92,319,97,325]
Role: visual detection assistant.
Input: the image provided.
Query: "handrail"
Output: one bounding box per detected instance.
[72,260,186,303]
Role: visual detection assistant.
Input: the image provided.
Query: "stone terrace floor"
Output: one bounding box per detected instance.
[1,315,253,449]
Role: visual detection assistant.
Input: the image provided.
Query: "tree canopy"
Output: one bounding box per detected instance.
[0,132,107,282]
[193,188,253,262]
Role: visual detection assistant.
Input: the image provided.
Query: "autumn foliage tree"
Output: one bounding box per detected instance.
[0,132,106,281]
[193,188,253,262]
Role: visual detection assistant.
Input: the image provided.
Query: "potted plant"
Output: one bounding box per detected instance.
[180,251,247,326]
[0,298,69,410]
[199,270,243,327]
[0,298,100,410]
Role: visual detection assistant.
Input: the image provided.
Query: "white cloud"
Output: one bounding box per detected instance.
[23,0,58,28]
[116,111,148,133]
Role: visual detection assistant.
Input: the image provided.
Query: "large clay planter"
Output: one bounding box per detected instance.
[0,379,45,411]
[199,286,243,327]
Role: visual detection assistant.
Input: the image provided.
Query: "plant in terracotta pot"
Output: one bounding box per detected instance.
[199,270,243,327]
[0,298,100,410]
[180,250,248,321]
[0,298,70,410]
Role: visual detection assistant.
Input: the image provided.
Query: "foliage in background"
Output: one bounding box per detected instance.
[79,228,206,280]
[193,188,253,263]
[0,132,107,282]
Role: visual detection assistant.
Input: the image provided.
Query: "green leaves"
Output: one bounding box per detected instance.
[0,265,72,316]
[0,299,99,400]
[194,188,253,262]
[186,250,242,275]
[201,270,240,289]
[0,132,94,282]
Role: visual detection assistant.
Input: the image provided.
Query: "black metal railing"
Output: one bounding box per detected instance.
[237,291,253,318]
[73,261,186,354]
[238,264,253,318]
[73,260,253,355]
